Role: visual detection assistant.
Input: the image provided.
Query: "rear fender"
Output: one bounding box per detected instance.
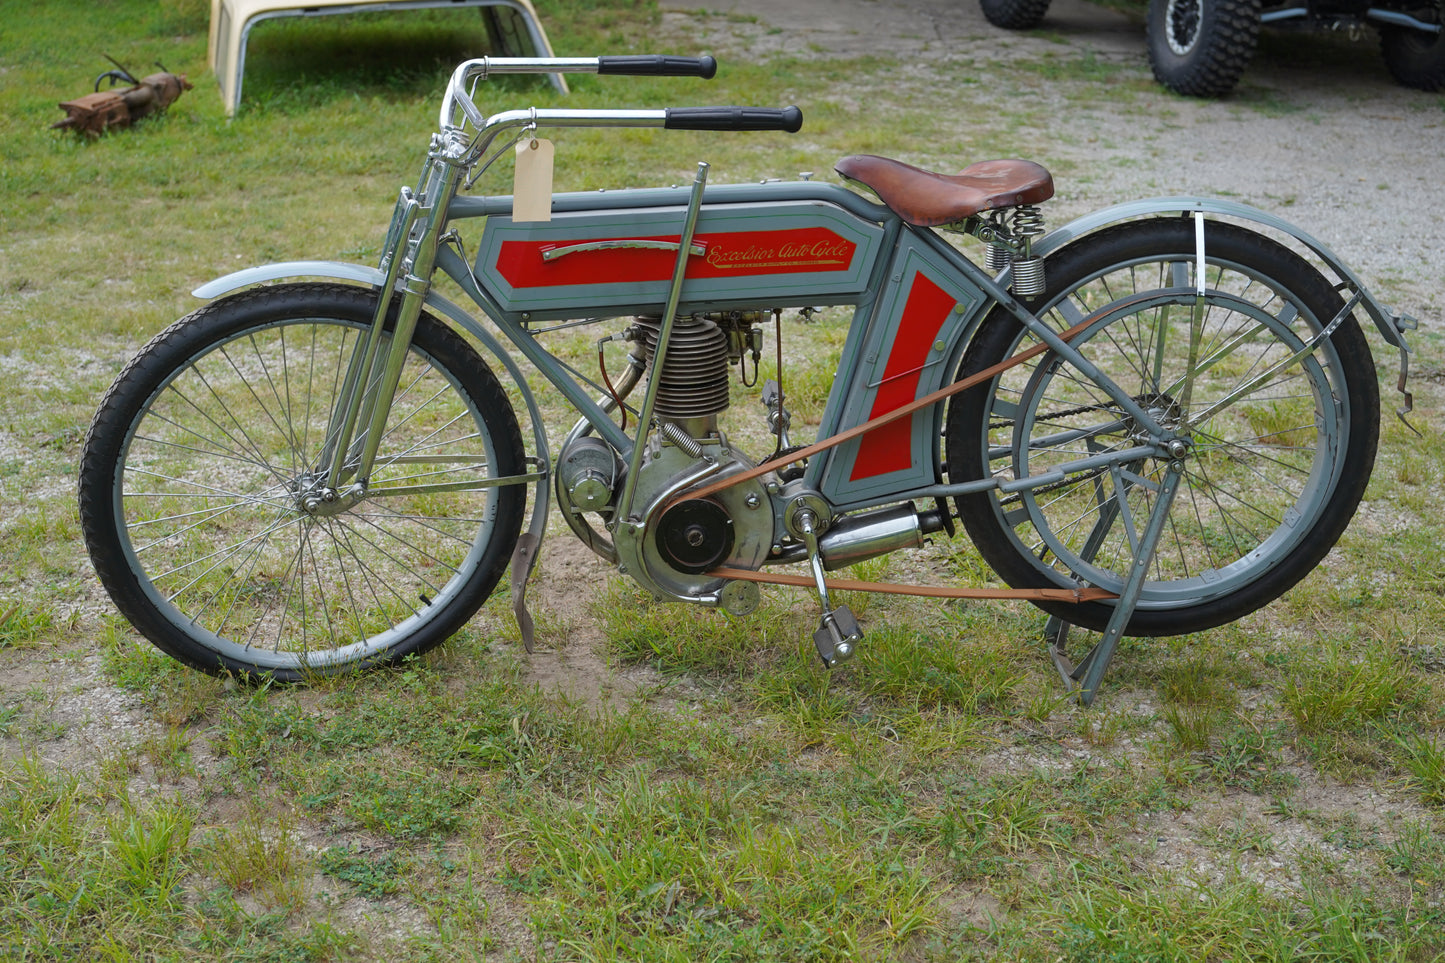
[1028,197,1417,419]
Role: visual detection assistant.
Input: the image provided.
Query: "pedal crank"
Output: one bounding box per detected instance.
[795,508,861,667]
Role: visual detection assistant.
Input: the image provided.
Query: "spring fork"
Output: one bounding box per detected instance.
[318,188,422,484]
[325,147,466,490]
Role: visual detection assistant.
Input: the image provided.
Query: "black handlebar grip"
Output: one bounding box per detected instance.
[663,106,804,133]
[597,55,718,79]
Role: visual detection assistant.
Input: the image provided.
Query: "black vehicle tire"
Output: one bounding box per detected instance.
[79,282,526,680]
[1380,20,1445,92]
[946,220,1379,636]
[1146,0,1262,96]
[980,0,1053,30]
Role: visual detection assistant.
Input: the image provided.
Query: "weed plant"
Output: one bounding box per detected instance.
[2,0,1445,960]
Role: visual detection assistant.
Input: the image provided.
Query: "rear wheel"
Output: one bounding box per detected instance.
[1146,0,1261,96]
[79,282,527,680]
[946,220,1379,635]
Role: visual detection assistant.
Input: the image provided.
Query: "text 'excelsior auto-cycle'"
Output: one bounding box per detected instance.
[78,55,1418,703]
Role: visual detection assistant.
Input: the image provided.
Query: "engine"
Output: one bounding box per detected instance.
[555,309,950,615]
[555,312,775,609]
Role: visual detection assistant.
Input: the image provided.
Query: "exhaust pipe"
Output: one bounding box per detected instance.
[817,503,948,571]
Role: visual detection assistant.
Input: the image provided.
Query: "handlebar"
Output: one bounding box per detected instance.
[665,106,803,132]
[441,55,716,129]
[598,55,717,78]
[438,56,801,152]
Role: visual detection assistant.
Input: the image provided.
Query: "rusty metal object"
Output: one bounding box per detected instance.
[52,56,192,135]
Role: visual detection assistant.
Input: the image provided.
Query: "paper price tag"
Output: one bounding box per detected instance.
[511,138,554,223]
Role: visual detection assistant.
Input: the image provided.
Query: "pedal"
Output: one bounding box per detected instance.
[813,604,861,667]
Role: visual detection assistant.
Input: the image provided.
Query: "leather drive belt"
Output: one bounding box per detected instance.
[708,567,1115,602]
[682,308,1130,605]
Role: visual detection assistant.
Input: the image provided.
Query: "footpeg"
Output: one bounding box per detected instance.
[813,605,861,667]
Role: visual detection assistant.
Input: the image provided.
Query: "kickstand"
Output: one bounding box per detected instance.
[1046,614,1079,686]
[1044,463,1182,706]
[1045,616,1113,707]
[509,532,541,653]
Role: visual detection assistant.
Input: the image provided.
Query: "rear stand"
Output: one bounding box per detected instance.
[1043,463,1182,706]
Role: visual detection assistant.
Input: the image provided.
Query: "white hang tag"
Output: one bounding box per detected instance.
[511,138,554,223]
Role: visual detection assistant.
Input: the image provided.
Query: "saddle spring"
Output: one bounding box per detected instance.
[982,205,1047,298]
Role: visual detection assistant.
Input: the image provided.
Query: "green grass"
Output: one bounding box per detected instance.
[3,0,1445,959]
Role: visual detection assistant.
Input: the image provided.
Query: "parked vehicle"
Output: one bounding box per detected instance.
[79,55,1415,702]
[980,0,1445,96]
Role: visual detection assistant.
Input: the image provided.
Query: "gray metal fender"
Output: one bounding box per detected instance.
[192,261,554,603]
[1033,197,1417,418]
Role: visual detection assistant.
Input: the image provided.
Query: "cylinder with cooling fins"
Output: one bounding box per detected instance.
[628,315,732,420]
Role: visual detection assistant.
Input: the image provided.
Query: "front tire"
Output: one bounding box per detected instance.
[1146,0,1261,96]
[946,220,1379,636]
[79,283,526,680]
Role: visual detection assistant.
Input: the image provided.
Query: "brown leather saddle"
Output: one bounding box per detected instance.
[835,154,1054,227]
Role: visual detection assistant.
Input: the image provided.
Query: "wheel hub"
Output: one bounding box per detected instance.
[292,473,364,517]
[1166,0,1202,53]
[1128,391,1190,452]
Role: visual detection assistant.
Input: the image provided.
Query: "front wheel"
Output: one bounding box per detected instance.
[79,283,527,680]
[946,220,1380,635]
[1146,0,1261,96]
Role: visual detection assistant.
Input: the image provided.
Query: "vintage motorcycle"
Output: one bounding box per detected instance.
[77,55,1416,702]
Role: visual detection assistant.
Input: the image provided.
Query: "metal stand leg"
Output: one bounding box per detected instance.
[1049,463,1182,706]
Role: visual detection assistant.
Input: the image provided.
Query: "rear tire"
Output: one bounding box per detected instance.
[1146,0,1261,96]
[946,220,1379,636]
[79,283,526,680]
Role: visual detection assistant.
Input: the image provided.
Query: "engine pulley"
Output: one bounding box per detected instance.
[655,498,735,575]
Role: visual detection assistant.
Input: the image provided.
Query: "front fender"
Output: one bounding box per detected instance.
[191,260,383,299]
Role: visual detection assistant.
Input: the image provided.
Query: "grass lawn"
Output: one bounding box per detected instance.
[2,0,1444,959]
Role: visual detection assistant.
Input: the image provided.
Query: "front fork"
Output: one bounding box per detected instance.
[318,144,468,493]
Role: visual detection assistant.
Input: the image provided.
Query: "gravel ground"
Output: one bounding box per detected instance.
[667,0,1444,328]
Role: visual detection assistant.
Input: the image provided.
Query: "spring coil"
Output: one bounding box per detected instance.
[1011,256,1046,298]
[1011,205,1046,239]
[1009,205,1046,297]
[984,243,1011,273]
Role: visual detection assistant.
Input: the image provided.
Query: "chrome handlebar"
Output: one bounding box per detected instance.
[436,56,799,169]
[439,55,718,130]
